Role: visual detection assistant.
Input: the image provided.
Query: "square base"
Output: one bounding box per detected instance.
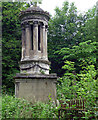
[14,73,57,103]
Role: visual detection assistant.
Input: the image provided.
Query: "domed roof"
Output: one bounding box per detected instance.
[19,6,50,19]
[26,6,44,12]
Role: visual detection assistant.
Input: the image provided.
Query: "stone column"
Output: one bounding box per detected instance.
[45,25,48,60]
[21,26,25,60]
[33,21,38,59]
[25,23,31,59]
[40,23,43,56]
[42,24,46,59]
[42,24,48,60]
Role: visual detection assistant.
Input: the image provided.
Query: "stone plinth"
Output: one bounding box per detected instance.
[14,73,57,103]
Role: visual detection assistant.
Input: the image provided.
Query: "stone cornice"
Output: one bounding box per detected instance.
[14,73,57,79]
[19,59,51,65]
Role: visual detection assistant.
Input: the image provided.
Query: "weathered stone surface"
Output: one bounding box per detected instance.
[14,74,57,103]
[19,6,50,21]
[14,73,57,79]
[33,21,38,58]
[21,27,25,60]
[25,24,31,59]
[14,6,57,104]
[19,59,50,74]
[20,6,50,74]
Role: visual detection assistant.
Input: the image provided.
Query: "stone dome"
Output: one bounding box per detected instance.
[26,6,44,12]
[19,6,50,19]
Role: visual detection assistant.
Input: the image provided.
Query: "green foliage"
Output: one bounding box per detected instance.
[78,65,96,109]
[0,96,1,119]
[57,45,97,118]
[59,40,97,73]
[57,62,97,118]
[57,34,97,118]
[57,61,78,100]
[48,1,80,76]
[2,95,58,119]
[2,2,27,92]
[48,2,96,76]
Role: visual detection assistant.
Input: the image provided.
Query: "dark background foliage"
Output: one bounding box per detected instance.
[2,2,23,92]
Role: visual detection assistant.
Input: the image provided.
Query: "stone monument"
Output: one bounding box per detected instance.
[14,5,57,103]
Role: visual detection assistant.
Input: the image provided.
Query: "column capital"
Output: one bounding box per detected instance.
[41,24,45,29]
[24,22,30,28]
[33,21,38,27]
[39,22,45,28]
[25,24,30,28]
[45,25,48,31]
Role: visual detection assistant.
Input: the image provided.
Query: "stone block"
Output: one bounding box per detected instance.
[14,73,57,103]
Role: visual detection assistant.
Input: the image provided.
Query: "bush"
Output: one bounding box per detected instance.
[2,94,58,119]
[57,61,97,119]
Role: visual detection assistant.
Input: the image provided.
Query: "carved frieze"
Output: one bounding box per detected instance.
[20,60,50,74]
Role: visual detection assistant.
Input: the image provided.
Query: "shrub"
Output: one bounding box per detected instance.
[2,94,58,119]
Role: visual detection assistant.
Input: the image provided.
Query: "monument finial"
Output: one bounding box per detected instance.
[34,2,37,7]
[33,0,42,7]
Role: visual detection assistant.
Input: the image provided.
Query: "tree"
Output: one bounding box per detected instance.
[57,61,97,111]
[48,1,88,76]
[59,40,97,73]
[57,40,97,112]
[2,2,25,92]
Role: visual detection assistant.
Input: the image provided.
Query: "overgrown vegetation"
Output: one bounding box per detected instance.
[2,1,97,119]
[2,95,58,118]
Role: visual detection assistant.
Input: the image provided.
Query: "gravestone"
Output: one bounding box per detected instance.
[14,5,57,103]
